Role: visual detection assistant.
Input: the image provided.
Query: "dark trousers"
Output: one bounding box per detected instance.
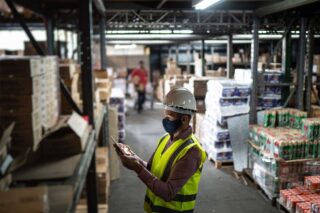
[137,90,146,112]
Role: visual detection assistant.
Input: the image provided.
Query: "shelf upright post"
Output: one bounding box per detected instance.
[175,44,179,64]
[281,28,292,105]
[100,17,107,70]
[227,34,234,79]
[79,0,98,212]
[201,39,205,76]
[296,17,307,110]
[46,12,55,55]
[306,19,315,115]
[249,17,259,125]
[5,0,44,56]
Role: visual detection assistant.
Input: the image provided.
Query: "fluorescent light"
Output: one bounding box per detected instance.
[150,30,172,34]
[108,40,174,45]
[173,30,193,34]
[114,44,137,49]
[194,0,222,10]
[106,34,196,40]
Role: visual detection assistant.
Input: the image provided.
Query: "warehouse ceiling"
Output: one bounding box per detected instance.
[0,0,320,37]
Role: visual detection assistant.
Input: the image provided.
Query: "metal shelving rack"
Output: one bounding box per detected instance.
[3,0,108,212]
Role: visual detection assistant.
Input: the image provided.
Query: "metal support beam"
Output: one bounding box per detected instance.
[187,43,191,74]
[281,28,292,105]
[254,0,318,17]
[175,45,179,65]
[227,34,234,79]
[157,0,167,9]
[99,18,107,70]
[46,15,55,55]
[306,19,315,115]
[5,0,44,56]
[296,17,307,110]
[79,0,98,212]
[250,17,259,125]
[93,0,106,17]
[201,39,205,76]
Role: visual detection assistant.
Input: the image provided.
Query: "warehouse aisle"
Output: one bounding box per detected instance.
[109,104,279,213]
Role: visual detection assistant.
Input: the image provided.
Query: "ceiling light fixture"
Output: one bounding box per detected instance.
[194,0,222,10]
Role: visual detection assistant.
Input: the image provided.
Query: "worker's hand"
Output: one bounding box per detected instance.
[114,145,143,173]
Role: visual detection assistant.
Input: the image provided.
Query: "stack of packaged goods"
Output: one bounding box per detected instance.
[0,56,60,156]
[59,60,82,114]
[234,69,284,109]
[110,88,126,143]
[0,123,14,191]
[258,71,283,109]
[249,108,320,198]
[279,177,320,213]
[201,79,251,163]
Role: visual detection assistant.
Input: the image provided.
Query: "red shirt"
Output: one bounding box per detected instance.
[131,68,148,88]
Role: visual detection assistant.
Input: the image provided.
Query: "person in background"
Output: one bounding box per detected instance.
[114,87,207,213]
[131,60,148,113]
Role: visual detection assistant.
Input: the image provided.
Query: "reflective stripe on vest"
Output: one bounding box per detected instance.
[145,196,194,213]
[144,134,206,213]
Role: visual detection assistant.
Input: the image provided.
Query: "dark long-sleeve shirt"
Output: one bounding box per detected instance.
[137,127,201,202]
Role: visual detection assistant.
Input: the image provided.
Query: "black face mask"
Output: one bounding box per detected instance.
[162,117,182,134]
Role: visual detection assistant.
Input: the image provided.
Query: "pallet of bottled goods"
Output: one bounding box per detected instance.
[248,108,320,199]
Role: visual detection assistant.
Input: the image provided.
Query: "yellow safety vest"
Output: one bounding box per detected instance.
[144,133,207,213]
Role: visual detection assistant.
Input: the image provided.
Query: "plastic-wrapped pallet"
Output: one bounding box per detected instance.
[201,79,251,163]
[110,88,126,143]
[235,68,284,109]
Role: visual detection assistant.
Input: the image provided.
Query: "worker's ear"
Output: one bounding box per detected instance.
[181,115,190,125]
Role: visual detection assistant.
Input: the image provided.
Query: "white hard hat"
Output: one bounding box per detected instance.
[164,87,197,115]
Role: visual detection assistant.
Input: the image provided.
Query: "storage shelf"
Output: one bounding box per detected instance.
[12,106,106,213]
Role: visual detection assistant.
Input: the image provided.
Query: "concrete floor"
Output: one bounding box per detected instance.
[109,104,279,213]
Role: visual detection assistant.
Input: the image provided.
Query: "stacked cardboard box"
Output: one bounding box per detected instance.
[201,79,251,163]
[0,56,60,155]
[0,186,49,213]
[59,60,82,114]
[80,147,110,208]
[163,74,193,97]
[39,112,91,158]
[96,147,110,204]
[110,88,126,143]
[165,59,181,75]
[94,69,112,103]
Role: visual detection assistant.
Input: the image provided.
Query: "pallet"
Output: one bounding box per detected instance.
[209,158,233,169]
[242,168,277,206]
[276,199,293,213]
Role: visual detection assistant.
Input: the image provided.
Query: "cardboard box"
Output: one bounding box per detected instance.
[196,99,206,113]
[95,69,108,79]
[39,113,91,157]
[0,186,49,213]
[0,57,42,78]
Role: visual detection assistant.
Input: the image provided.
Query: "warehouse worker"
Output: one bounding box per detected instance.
[114,87,207,213]
[131,60,148,113]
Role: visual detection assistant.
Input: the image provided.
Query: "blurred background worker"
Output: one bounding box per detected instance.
[114,87,207,213]
[131,60,148,113]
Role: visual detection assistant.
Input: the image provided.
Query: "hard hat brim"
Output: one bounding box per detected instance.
[164,105,196,116]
